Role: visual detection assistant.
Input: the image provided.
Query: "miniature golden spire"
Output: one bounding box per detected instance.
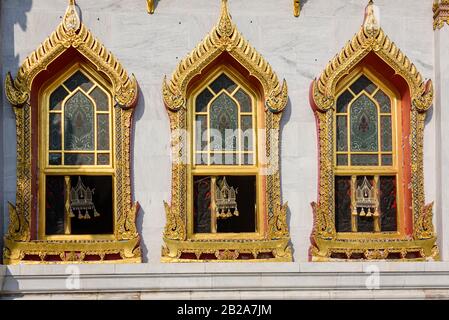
[363,0,380,36]
[293,0,300,17]
[63,0,80,32]
[217,0,234,37]
[147,0,155,14]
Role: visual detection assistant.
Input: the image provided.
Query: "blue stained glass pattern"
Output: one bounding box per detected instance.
[90,87,109,111]
[49,113,62,150]
[97,114,110,150]
[351,154,379,166]
[336,116,348,152]
[350,75,377,95]
[196,88,214,113]
[241,116,253,151]
[209,93,238,151]
[336,90,354,113]
[374,89,391,113]
[64,91,95,151]
[381,115,392,152]
[64,71,94,92]
[64,153,95,165]
[50,86,69,111]
[195,115,207,151]
[350,94,378,152]
[210,74,237,94]
[234,89,252,113]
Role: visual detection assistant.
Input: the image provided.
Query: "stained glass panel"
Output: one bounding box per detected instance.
[335,176,352,232]
[350,75,377,95]
[49,153,62,165]
[241,116,253,151]
[90,87,109,111]
[382,154,393,166]
[210,153,238,165]
[64,91,95,151]
[209,93,238,151]
[195,115,207,151]
[379,176,397,232]
[195,153,207,165]
[234,89,252,112]
[64,71,94,92]
[50,86,69,111]
[49,113,62,150]
[374,89,391,113]
[351,154,379,166]
[337,154,348,166]
[97,154,110,165]
[336,115,348,152]
[243,153,254,165]
[350,94,378,152]
[196,88,214,112]
[97,114,110,151]
[210,74,237,94]
[336,90,353,113]
[64,153,95,165]
[381,116,392,152]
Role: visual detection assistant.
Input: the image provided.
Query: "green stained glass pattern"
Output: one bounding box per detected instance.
[97,154,110,165]
[49,153,62,165]
[381,116,392,152]
[90,87,109,111]
[195,116,207,151]
[209,93,238,151]
[234,89,252,112]
[210,74,237,94]
[337,154,348,166]
[374,89,391,113]
[382,154,393,166]
[336,116,348,152]
[336,90,353,113]
[196,88,214,113]
[49,113,62,150]
[97,114,110,150]
[350,75,377,95]
[64,153,95,165]
[210,153,238,166]
[64,71,94,92]
[50,86,69,111]
[64,91,95,151]
[241,116,253,151]
[243,153,254,165]
[350,94,378,152]
[351,154,379,166]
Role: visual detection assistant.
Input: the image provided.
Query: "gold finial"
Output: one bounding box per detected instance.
[147,0,155,14]
[363,0,380,35]
[63,0,81,32]
[293,0,300,17]
[217,0,233,37]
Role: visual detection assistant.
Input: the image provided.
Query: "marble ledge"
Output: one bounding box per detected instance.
[4,262,449,277]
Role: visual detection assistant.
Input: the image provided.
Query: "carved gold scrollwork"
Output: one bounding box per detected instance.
[162,0,291,262]
[3,0,141,264]
[310,1,438,261]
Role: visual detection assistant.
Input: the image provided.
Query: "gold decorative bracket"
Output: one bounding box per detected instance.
[294,0,300,17]
[310,0,438,261]
[3,0,141,264]
[433,0,449,30]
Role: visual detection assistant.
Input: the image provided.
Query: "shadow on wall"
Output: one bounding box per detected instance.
[0,0,32,265]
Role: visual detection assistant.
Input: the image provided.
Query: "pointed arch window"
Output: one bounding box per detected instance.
[310,1,437,261]
[162,0,291,262]
[4,1,140,264]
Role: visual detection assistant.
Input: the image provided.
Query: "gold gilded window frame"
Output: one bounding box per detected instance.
[333,66,404,240]
[4,1,140,264]
[162,0,291,262]
[310,1,438,261]
[187,65,264,242]
[38,63,116,241]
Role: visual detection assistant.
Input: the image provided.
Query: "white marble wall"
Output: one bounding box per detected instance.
[0,0,439,264]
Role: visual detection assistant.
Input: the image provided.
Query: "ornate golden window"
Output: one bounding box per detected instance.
[4,1,140,264]
[162,0,291,262]
[310,1,438,261]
